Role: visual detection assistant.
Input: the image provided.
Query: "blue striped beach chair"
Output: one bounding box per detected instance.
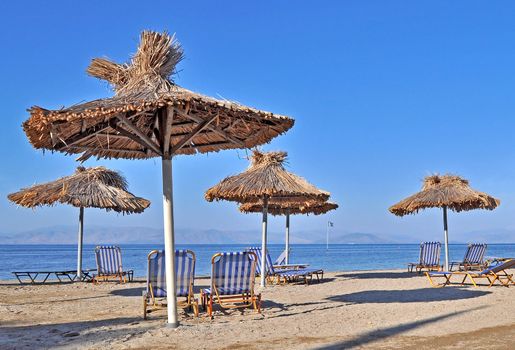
[408,242,442,273]
[426,258,515,288]
[201,252,261,318]
[274,249,287,266]
[449,243,487,271]
[246,247,323,284]
[143,250,198,319]
[93,246,133,283]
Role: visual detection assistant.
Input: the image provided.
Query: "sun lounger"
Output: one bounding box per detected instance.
[93,246,133,283]
[201,252,261,318]
[449,243,487,271]
[408,242,442,273]
[12,269,96,284]
[246,247,323,284]
[143,249,199,319]
[274,249,287,266]
[425,258,515,287]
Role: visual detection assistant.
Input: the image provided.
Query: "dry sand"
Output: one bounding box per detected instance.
[0,270,514,349]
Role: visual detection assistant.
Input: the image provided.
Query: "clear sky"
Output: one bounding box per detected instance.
[1,1,515,241]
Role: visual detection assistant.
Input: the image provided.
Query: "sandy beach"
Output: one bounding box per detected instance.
[1,270,513,349]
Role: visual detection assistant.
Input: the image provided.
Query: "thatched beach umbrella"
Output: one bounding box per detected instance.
[7,166,150,279]
[205,150,329,286]
[21,31,293,326]
[389,175,500,271]
[239,200,338,264]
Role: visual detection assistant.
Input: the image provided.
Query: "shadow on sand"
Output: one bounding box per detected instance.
[336,271,419,279]
[326,287,490,304]
[315,305,487,349]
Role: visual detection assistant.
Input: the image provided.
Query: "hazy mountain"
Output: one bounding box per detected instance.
[314,232,398,244]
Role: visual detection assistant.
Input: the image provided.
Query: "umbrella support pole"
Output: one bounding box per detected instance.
[261,196,269,287]
[443,206,450,271]
[285,211,290,265]
[77,207,84,281]
[162,157,178,327]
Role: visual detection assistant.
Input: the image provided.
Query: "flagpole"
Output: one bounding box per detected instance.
[326,221,329,250]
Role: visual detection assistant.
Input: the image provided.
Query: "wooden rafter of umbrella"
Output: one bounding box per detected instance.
[389,174,500,271]
[205,150,331,286]
[239,200,338,264]
[7,166,150,280]
[21,31,294,327]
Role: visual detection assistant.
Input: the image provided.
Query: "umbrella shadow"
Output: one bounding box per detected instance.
[314,305,487,349]
[0,317,148,349]
[110,287,144,297]
[326,287,490,304]
[336,271,418,279]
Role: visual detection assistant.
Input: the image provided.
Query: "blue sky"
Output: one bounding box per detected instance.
[1,1,515,241]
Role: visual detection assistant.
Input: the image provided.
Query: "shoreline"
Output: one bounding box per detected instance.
[1,269,513,349]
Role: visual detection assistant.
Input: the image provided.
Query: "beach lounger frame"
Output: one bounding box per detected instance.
[425,259,515,288]
[143,249,199,319]
[93,246,134,283]
[246,247,322,285]
[12,269,97,284]
[408,242,442,273]
[449,243,487,271]
[201,252,261,318]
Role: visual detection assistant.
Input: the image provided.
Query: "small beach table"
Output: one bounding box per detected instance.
[12,269,97,284]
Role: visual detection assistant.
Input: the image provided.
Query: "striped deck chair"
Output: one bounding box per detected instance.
[246,247,323,285]
[426,259,515,288]
[143,250,198,319]
[200,252,261,318]
[93,246,133,283]
[274,250,287,266]
[449,243,487,271]
[408,242,442,273]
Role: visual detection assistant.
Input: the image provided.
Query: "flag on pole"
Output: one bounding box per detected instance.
[328,221,334,227]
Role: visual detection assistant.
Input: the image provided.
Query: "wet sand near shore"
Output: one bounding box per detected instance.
[0,270,513,349]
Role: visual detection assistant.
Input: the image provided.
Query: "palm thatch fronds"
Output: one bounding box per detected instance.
[7,166,150,213]
[389,174,500,217]
[205,150,330,203]
[240,200,338,216]
[23,31,294,160]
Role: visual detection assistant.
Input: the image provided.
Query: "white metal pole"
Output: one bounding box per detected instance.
[77,207,84,281]
[326,221,329,250]
[443,206,450,271]
[162,157,178,327]
[285,211,290,265]
[260,196,269,287]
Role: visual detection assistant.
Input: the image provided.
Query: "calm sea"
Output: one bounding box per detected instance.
[0,244,514,281]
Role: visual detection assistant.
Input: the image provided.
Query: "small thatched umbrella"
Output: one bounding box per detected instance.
[239,200,338,264]
[389,174,500,271]
[7,166,150,279]
[205,150,329,286]
[21,31,293,326]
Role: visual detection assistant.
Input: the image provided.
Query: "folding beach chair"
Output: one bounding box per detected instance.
[246,247,323,285]
[143,250,199,319]
[93,246,133,283]
[449,243,487,271]
[425,259,515,288]
[201,252,261,318]
[408,242,442,273]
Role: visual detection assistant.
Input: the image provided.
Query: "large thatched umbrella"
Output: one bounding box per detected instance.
[389,175,500,271]
[239,200,338,264]
[7,166,150,279]
[21,31,293,326]
[205,150,329,286]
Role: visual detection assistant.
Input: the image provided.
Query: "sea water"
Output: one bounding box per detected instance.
[0,243,514,280]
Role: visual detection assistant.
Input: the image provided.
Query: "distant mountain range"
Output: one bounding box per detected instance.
[0,225,513,244]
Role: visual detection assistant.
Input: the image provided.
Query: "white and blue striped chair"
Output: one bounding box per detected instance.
[143,250,198,319]
[201,252,261,318]
[450,243,487,271]
[408,242,442,273]
[93,246,133,283]
[246,247,323,284]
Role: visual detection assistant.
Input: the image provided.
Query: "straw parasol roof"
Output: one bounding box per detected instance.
[22,31,294,161]
[7,166,150,213]
[240,200,338,216]
[205,150,330,203]
[389,174,500,216]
